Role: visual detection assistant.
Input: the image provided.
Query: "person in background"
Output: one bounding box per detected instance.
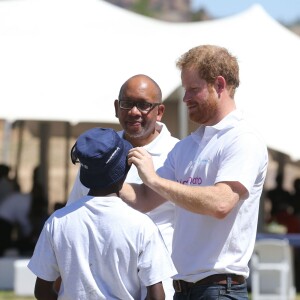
[67,74,179,299]
[0,163,15,205]
[121,44,269,299]
[265,173,300,234]
[267,173,292,217]
[290,177,300,217]
[0,165,48,256]
[28,127,176,300]
[290,177,300,295]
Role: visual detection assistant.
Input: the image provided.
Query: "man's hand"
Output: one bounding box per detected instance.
[128,147,157,186]
[123,147,167,212]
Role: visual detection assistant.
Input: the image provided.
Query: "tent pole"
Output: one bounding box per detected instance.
[39,122,50,207]
[64,122,71,204]
[178,87,188,139]
[1,120,12,164]
[14,120,25,183]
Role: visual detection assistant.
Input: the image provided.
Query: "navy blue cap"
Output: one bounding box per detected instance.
[72,128,132,189]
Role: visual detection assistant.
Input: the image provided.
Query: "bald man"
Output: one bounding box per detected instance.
[67,74,179,300]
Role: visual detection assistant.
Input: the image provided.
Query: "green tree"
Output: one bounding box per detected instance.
[131,0,154,18]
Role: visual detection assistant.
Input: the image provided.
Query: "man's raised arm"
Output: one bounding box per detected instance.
[120,181,166,213]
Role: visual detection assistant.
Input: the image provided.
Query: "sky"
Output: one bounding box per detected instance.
[191,0,300,25]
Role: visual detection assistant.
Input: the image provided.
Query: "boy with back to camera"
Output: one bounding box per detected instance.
[28,127,176,300]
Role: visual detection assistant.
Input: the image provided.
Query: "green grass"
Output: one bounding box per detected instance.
[1,290,300,300]
[0,291,34,300]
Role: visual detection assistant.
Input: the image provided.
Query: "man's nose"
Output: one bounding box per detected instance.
[183,92,190,103]
[128,105,141,115]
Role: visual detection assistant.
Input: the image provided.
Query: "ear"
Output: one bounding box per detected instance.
[215,76,226,95]
[114,100,119,118]
[156,104,165,122]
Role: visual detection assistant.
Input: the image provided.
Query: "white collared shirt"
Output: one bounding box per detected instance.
[158,110,268,282]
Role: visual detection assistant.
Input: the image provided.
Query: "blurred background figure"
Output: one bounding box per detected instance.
[265,172,300,234]
[290,178,300,218]
[0,163,16,206]
[267,173,292,217]
[0,165,48,256]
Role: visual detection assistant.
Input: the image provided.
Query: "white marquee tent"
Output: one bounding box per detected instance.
[1,0,300,160]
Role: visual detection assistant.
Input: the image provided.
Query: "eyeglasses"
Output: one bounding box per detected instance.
[119,100,160,113]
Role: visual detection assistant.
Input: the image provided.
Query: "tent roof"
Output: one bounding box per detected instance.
[1,0,300,160]
[0,0,182,124]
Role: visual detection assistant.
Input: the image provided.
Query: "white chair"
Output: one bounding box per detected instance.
[14,258,36,296]
[250,238,296,300]
[0,257,17,289]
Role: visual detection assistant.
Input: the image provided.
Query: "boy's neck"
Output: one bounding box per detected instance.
[88,188,119,197]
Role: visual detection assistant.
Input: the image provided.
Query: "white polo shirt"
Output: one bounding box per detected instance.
[158,110,268,282]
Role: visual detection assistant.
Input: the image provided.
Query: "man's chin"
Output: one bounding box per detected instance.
[125,130,144,139]
[188,112,199,123]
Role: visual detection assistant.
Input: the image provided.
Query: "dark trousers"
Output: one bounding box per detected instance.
[173,281,248,300]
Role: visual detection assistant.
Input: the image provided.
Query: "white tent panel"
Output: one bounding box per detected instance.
[0,0,181,124]
[1,0,300,160]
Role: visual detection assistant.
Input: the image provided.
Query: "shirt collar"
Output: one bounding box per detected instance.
[192,109,243,142]
[118,122,171,156]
